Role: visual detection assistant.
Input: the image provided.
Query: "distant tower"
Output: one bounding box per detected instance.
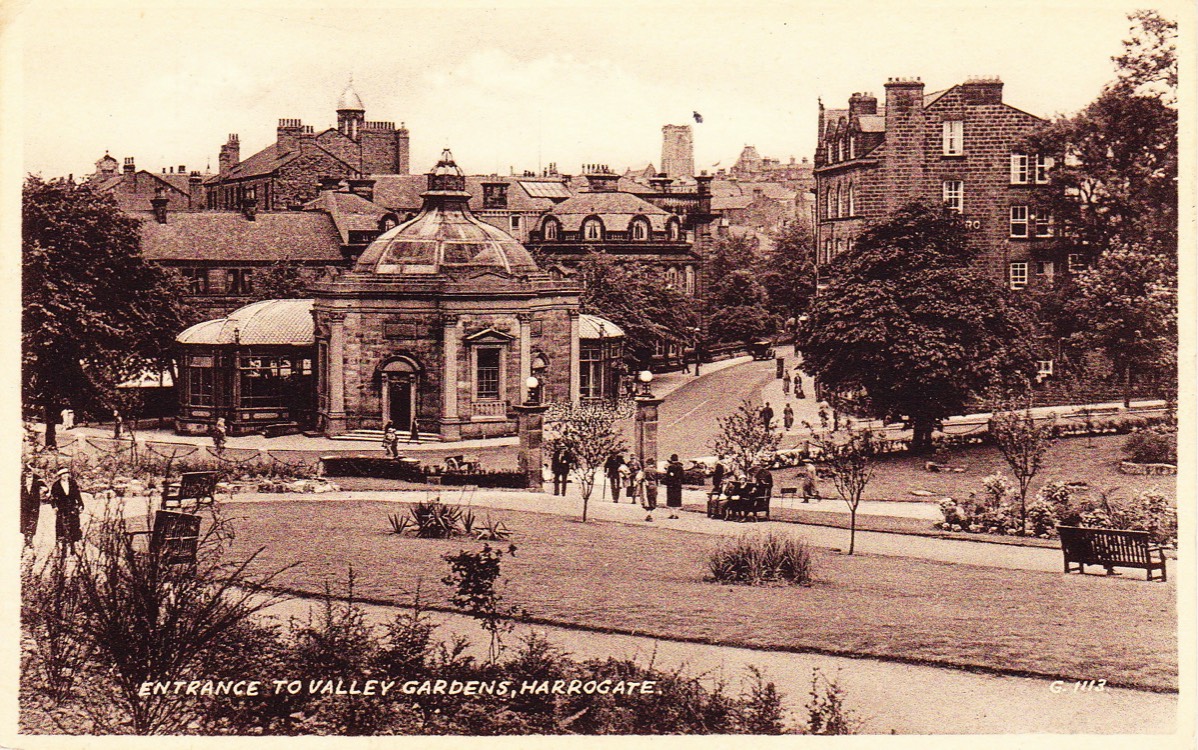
[661,124,694,180]
[337,78,366,141]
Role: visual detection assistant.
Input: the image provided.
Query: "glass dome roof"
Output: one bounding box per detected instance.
[353,150,539,276]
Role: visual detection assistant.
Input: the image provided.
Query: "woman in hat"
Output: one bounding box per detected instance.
[49,467,84,554]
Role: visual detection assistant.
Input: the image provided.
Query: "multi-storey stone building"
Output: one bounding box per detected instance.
[815,77,1062,293]
[205,81,410,212]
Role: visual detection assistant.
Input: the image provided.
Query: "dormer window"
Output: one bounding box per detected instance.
[583,218,603,241]
[631,218,650,240]
[543,218,560,240]
[667,219,680,241]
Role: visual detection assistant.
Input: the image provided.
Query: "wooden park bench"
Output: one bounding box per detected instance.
[1057,526,1167,581]
[127,510,201,567]
[161,471,218,511]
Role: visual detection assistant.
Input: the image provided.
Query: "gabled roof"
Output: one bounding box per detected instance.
[923,89,949,107]
[136,211,344,262]
[303,190,393,244]
[712,195,752,210]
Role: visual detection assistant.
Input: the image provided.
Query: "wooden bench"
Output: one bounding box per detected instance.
[161,471,218,511]
[127,510,201,567]
[1057,526,1167,581]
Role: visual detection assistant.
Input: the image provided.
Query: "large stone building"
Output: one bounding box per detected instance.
[205,81,410,212]
[815,77,1060,291]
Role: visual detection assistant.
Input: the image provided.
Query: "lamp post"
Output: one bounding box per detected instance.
[634,370,663,470]
[514,375,548,491]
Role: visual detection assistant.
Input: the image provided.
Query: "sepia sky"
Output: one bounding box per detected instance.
[9,0,1163,180]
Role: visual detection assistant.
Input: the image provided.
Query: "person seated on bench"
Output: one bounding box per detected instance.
[707,473,745,519]
[725,482,759,522]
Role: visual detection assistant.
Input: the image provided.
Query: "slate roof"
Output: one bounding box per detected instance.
[303,190,392,243]
[579,314,624,340]
[547,191,673,232]
[136,211,344,263]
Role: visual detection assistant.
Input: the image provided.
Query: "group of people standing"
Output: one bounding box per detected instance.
[764,364,808,432]
[20,463,84,554]
[600,452,685,518]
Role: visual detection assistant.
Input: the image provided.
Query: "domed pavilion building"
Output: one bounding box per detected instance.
[309,150,584,440]
[174,151,627,440]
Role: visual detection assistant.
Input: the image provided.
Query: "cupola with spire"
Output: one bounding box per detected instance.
[336,77,366,140]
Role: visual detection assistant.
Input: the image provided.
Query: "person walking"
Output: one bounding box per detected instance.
[801,461,820,501]
[795,370,806,400]
[49,467,84,555]
[782,370,792,396]
[60,408,75,431]
[409,416,421,444]
[604,452,625,503]
[112,409,123,439]
[664,454,684,517]
[551,447,573,496]
[21,462,45,548]
[626,455,643,502]
[382,421,398,458]
[760,402,775,430]
[783,403,795,431]
[642,462,659,516]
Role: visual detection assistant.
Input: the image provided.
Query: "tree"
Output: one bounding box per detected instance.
[1023,11,1177,260]
[23,176,189,448]
[544,401,627,522]
[760,219,818,326]
[1062,246,1176,407]
[577,251,700,367]
[989,402,1056,532]
[704,234,779,344]
[810,430,875,555]
[799,203,1038,452]
[711,400,782,475]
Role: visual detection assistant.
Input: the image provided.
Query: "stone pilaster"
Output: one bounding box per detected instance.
[326,311,347,435]
[440,314,463,441]
[568,310,581,406]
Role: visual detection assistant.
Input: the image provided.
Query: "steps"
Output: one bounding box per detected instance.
[328,430,443,444]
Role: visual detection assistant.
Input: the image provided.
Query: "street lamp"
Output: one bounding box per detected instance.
[525,375,541,405]
[637,369,654,397]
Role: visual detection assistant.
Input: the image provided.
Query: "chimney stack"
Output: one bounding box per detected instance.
[151,187,169,224]
[123,157,135,174]
[347,177,376,203]
[188,171,203,210]
[583,164,619,192]
[884,77,925,116]
[961,76,1004,105]
[219,134,240,177]
[849,91,878,117]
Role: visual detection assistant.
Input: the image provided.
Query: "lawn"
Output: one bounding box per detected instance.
[224,500,1177,692]
[773,435,1175,503]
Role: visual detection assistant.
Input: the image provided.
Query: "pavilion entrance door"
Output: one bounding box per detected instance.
[387,378,413,430]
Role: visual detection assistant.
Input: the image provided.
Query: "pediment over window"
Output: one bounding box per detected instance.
[464,327,515,344]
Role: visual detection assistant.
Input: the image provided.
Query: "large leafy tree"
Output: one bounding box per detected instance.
[799,203,1038,451]
[704,232,779,344]
[1023,10,1177,260]
[23,176,188,447]
[759,219,818,326]
[1062,247,1176,407]
[576,250,700,367]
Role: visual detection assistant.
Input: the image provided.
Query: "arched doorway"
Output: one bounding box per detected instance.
[380,356,421,431]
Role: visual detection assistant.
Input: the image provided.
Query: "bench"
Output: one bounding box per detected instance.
[127,510,201,567]
[162,471,218,510]
[1057,526,1167,581]
[444,455,479,474]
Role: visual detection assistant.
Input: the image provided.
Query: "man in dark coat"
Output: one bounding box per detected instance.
[760,402,775,430]
[49,467,84,555]
[603,452,625,502]
[551,447,573,496]
[711,459,726,496]
[664,454,685,515]
[21,463,45,547]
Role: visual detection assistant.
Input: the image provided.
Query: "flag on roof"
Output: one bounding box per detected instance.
[693,111,703,123]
